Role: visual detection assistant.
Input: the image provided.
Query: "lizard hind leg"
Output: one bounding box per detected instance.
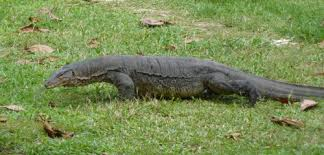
[229,80,262,106]
[205,73,261,106]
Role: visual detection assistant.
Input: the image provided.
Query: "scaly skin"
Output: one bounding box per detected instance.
[44,55,324,106]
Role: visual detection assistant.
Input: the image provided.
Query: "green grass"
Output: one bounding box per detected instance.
[0,0,324,154]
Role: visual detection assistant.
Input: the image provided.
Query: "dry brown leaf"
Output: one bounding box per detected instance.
[319,40,324,49]
[20,24,37,33]
[48,101,57,108]
[39,7,62,21]
[165,45,177,51]
[136,52,144,56]
[38,115,74,139]
[29,16,41,23]
[0,117,7,123]
[225,132,241,140]
[20,24,49,33]
[48,13,62,21]
[25,44,55,54]
[301,99,318,111]
[141,18,172,27]
[0,105,25,112]
[42,120,74,139]
[37,56,60,64]
[184,37,202,44]
[87,38,99,48]
[271,116,304,128]
[313,72,324,76]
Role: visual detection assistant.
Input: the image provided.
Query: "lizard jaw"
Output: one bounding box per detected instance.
[44,80,60,89]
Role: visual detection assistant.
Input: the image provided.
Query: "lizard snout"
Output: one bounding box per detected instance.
[44,80,54,89]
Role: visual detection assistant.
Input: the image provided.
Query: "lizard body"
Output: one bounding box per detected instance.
[45,55,324,105]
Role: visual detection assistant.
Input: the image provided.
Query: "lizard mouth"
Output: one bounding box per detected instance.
[44,81,57,89]
[44,79,64,89]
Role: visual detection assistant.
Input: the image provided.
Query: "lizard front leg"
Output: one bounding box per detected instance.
[106,72,136,100]
[205,73,261,106]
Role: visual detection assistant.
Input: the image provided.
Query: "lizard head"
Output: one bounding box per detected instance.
[44,66,79,89]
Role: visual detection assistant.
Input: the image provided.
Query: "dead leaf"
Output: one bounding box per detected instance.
[25,44,55,54]
[39,7,62,21]
[20,24,49,33]
[301,99,318,111]
[136,52,144,56]
[38,115,74,139]
[319,40,324,48]
[0,105,25,112]
[184,37,202,44]
[0,117,7,123]
[42,120,74,139]
[37,56,60,64]
[225,132,241,140]
[271,116,304,128]
[48,101,57,108]
[271,38,297,47]
[164,45,177,51]
[141,18,172,27]
[87,38,99,48]
[48,13,62,21]
[16,59,33,65]
[29,16,41,23]
[313,72,324,76]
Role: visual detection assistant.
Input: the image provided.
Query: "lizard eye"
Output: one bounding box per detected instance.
[58,70,74,79]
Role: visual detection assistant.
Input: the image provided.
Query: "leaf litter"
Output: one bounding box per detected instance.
[0,116,7,123]
[38,115,74,139]
[225,132,241,140]
[271,38,297,47]
[0,105,25,112]
[271,116,304,129]
[87,38,100,48]
[184,36,203,44]
[319,40,324,48]
[164,45,177,51]
[301,99,318,111]
[141,18,173,27]
[25,44,55,54]
[313,72,324,76]
[28,16,42,23]
[20,24,49,33]
[37,56,60,64]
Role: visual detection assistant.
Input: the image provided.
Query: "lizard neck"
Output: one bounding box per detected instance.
[71,56,123,85]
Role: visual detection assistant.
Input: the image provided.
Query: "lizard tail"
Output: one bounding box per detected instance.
[252,76,324,101]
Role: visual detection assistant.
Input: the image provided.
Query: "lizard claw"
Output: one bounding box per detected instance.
[247,89,261,107]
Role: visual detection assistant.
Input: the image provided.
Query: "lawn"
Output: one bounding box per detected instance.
[0,0,323,154]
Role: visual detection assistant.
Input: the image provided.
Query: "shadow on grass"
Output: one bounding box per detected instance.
[41,85,253,108]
